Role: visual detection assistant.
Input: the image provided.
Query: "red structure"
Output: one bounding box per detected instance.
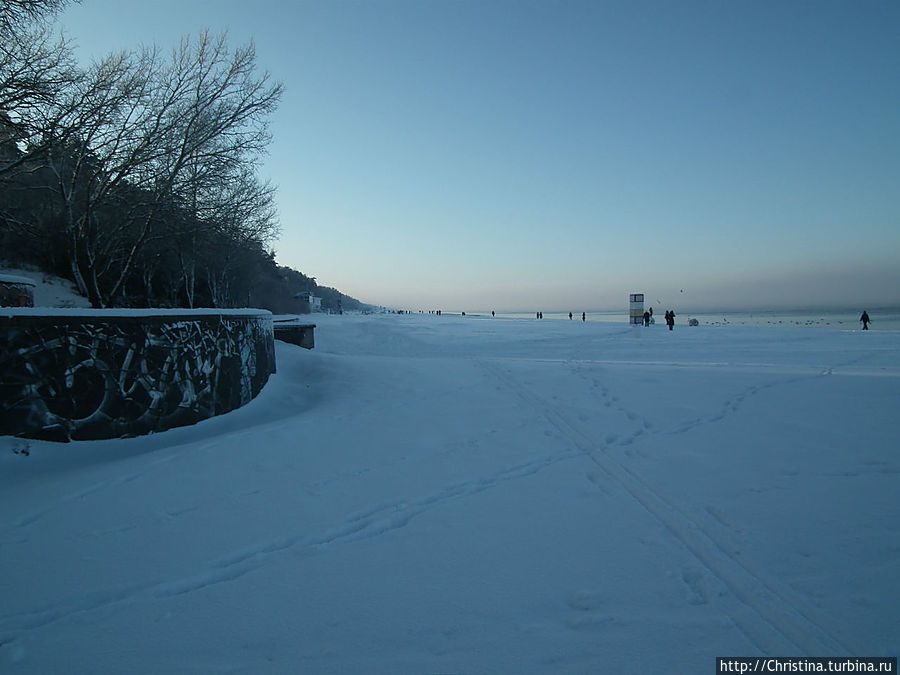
[0,274,35,307]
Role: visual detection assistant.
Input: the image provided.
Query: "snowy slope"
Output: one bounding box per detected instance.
[1,313,898,673]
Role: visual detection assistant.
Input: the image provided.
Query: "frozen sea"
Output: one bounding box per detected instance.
[468,308,900,331]
[1,312,898,673]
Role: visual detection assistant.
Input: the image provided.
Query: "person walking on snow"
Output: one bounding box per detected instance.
[860,310,870,330]
[665,310,675,330]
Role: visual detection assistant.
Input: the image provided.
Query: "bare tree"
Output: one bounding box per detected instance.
[0,10,79,267]
[0,24,75,117]
[0,0,74,30]
[0,0,80,177]
[38,31,281,306]
[36,47,160,302]
[2,19,283,309]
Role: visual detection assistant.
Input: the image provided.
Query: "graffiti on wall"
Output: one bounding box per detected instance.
[0,312,275,441]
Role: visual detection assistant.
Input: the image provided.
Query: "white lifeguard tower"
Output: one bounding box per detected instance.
[629,293,644,325]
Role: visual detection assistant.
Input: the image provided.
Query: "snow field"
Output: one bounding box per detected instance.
[1,312,898,673]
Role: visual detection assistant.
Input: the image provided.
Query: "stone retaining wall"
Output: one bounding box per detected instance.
[273,322,316,349]
[0,309,275,441]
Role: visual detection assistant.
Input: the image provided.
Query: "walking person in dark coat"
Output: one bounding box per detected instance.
[665,310,675,331]
[860,310,870,330]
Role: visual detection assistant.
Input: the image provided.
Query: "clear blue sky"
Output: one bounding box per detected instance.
[60,0,900,312]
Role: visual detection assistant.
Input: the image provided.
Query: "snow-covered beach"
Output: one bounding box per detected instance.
[1,313,898,673]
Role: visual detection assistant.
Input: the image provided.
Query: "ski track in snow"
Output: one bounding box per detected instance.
[476,357,854,656]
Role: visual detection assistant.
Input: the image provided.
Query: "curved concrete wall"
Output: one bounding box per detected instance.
[0,309,276,441]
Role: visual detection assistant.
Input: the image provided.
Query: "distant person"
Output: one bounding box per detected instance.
[643,310,650,327]
[569,312,573,320]
[649,307,653,318]
[582,312,585,322]
[860,310,870,330]
[666,310,675,331]
[492,310,495,317]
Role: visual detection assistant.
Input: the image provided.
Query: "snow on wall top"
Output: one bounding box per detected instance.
[0,307,272,319]
[0,274,37,286]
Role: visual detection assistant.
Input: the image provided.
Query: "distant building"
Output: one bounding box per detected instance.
[294,291,322,313]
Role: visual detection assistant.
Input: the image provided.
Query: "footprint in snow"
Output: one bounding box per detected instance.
[567,589,604,611]
[681,567,709,606]
[565,590,616,631]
